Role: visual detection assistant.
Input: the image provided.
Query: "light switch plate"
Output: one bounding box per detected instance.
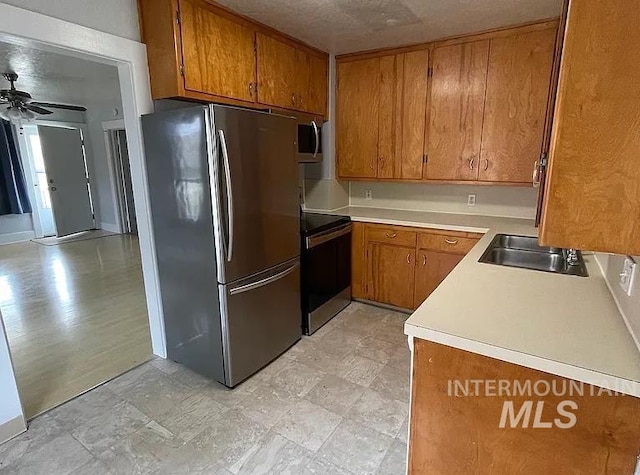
[620,256,636,297]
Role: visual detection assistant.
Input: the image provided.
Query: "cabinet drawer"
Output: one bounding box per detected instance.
[418,233,479,254]
[367,225,417,247]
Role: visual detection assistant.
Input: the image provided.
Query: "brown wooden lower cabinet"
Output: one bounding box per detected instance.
[366,242,416,309]
[351,222,481,310]
[414,250,463,305]
[409,339,640,474]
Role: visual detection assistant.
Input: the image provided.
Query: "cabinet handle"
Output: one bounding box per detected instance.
[291,93,296,106]
[370,160,375,171]
[469,157,475,170]
[422,255,427,266]
[386,232,397,238]
[445,239,458,245]
[533,160,540,188]
[407,253,411,264]
[249,82,254,97]
[483,159,489,171]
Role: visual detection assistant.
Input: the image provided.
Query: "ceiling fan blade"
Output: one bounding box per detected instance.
[30,102,87,112]
[24,104,53,115]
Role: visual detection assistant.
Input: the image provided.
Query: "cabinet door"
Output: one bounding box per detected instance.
[337,58,380,178]
[180,0,256,102]
[413,250,463,309]
[307,54,328,116]
[426,41,489,181]
[257,33,309,111]
[377,55,397,179]
[397,50,429,180]
[367,242,416,309]
[540,0,640,255]
[478,29,556,183]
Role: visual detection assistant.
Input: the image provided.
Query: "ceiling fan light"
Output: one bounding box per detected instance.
[21,108,35,121]
[0,107,11,121]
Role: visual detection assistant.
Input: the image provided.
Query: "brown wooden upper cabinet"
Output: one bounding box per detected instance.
[138,0,329,116]
[427,40,489,181]
[180,0,255,103]
[336,57,381,179]
[479,28,556,183]
[539,0,640,256]
[337,50,429,180]
[337,21,558,185]
[256,33,328,116]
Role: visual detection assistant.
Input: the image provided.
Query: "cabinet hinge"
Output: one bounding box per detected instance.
[423,154,428,164]
[179,64,185,77]
[176,10,180,25]
[253,38,257,53]
[427,67,433,77]
[540,152,548,168]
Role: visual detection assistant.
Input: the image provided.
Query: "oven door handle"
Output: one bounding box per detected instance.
[306,223,352,249]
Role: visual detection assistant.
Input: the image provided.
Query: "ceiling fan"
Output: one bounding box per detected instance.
[0,72,86,124]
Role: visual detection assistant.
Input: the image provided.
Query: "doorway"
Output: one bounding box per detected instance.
[17,125,56,237]
[106,128,137,235]
[17,123,96,238]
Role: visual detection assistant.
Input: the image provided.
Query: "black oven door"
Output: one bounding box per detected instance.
[298,121,323,163]
[302,224,351,334]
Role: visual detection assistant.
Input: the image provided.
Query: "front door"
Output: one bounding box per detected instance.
[37,126,94,237]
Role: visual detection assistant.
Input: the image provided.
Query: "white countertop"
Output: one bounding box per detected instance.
[307,206,640,397]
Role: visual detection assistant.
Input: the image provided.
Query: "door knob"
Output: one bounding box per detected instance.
[50,186,57,191]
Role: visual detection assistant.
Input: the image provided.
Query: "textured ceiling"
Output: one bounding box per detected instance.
[0,40,118,106]
[215,0,563,54]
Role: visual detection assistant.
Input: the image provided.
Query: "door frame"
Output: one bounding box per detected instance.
[0,2,166,438]
[102,119,126,234]
[14,127,46,238]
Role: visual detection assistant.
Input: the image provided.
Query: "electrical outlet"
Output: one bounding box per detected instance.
[620,257,637,296]
[365,189,373,200]
[467,194,476,206]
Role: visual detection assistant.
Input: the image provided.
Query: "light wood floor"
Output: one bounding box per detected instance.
[0,234,152,419]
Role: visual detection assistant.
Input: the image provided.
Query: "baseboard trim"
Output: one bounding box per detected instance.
[0,415,26,445]
[100,222,121,233]
[0,231,35,245]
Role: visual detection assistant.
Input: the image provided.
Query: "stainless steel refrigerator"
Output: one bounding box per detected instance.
[142,104,301,387]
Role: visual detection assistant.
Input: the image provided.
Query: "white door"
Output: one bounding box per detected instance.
[37,126,94,237]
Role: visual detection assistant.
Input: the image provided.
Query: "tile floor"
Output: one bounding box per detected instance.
[0,302,411,475]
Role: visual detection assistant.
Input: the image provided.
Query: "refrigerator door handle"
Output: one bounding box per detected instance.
[218,129,234,263]
[229,263,299,296]
[311,120,320,158]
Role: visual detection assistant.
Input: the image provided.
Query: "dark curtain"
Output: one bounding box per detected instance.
[0,120,31,215]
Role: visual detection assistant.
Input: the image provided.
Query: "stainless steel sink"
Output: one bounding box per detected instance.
[479,234,589,277]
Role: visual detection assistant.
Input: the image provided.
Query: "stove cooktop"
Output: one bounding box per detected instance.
[300,212,351,236]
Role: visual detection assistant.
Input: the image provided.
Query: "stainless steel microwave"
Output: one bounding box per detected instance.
[297,120,322,163]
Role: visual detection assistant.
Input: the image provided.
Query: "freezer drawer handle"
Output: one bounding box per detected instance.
[219,129,234,262]
[229,263,299,295]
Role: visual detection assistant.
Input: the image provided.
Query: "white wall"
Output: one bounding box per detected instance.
[597,254,640,352]
[0,314,25,443]
[83,78,125,228]
[350,181,539,219]
[0,0,140,41]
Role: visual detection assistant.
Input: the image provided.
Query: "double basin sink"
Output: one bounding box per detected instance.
[479,234,589,277]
